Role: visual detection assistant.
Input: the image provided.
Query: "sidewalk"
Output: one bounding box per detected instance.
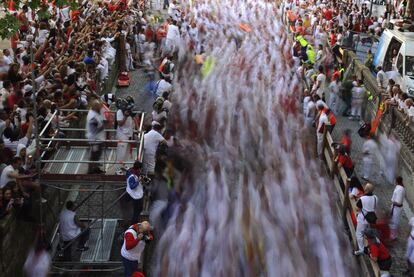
[331,113,412,276]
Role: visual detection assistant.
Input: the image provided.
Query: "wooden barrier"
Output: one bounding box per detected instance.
[322,130,381,277]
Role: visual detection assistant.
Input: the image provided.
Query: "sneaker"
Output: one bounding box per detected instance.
[116,169,124,175]
[354,250,364,256]
[41,197,48,204]
[76,246,89,252]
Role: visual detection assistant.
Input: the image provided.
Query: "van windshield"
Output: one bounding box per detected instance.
[406,56,414,77]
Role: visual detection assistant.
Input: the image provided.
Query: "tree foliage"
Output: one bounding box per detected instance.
[0,0,79,39]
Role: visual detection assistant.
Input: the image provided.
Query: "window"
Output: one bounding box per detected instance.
[406,56,414,77]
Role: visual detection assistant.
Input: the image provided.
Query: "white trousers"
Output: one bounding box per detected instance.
[362,156,373,179]
[328,93,339,114]
[389,205,402,239]
[116,133,130,168]
[356,218,368,251]
[351,99,363,117]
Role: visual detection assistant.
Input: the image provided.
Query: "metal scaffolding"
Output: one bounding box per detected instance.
[35,108,147,274]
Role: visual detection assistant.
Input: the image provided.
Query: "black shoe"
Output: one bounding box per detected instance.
[76,246,89,252]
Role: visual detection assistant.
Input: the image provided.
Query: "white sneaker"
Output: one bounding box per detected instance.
[116,169,124,175]
[41,197,48,204]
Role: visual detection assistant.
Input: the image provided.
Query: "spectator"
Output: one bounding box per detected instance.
[339,129,352,154]
[335,145,353,177]
[116,101,135,173]
[86,100,106,174]
[355,183,378,256]
[361,136,378,181]
[389,176,405,240]
[0,156,34,189]
[59,201,90,261]
[316,100,328,157]
[126,161,145,223]
[349,176,364,201]
[350,79,366,120]
[0,185,14,218]
[365,228,392,274]
[121,221,154,277]
[143,121,167,177]
[327,75,340,114]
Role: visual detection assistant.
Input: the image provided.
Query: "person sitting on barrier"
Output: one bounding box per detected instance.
[121,220,154,277]
[349,176,364,201]
[365,228,392,276]
[355,183,378,256]
[59,201,90,261]
[404,98,414,125]
[86,100,106,174]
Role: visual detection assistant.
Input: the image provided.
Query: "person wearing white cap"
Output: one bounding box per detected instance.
[355,183,378,255]
[406,217,414,275]
[143,122,167,177]
[389,176,405,240]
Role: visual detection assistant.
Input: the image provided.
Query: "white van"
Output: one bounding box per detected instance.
[373,25,414,96]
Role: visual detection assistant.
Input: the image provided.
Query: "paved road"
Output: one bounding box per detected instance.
[331,112,411,276]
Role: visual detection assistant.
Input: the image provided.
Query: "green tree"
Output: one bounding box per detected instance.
[0,0,78,39]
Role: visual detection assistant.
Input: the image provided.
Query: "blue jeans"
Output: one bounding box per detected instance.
[122,256,138,277]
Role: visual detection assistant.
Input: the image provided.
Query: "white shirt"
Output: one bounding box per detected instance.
[407,218,414,263]
[377,70,387,89]
[155,79,172,96]
[86,109,105,141]
[116,110,134,138]
[0,165,16,188]
[121,226,146,261]
[126,174,144,200]
[316,73,326,98]
[317,112,329,133]
[143,130,165,173]
[391,185,405,206]
[166,24,180,43]
[357,195,378,223]
[305,100,316,119]
[3,136,29,152]
[59,209,81,241]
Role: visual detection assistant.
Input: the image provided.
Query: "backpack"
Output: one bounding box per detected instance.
[358,122,371,138]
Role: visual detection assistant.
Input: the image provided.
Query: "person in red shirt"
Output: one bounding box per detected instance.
[340,129,352,154]
[335,145,353,177]
[365,228,392,272]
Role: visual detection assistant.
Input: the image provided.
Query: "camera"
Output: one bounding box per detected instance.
[116,96,138,116]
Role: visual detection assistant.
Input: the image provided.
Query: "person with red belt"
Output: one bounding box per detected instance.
[121,221,154,277]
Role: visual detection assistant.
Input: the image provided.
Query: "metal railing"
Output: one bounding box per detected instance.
[38,108,146,172]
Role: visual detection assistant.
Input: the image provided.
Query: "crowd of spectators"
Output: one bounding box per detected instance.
[0,0,150,221]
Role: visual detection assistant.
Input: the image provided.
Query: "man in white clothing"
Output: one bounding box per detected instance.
[59,201,90,260]
[361,137,378,181]
[121,221,153,277]
[376,66,387,90]
[355,183,378,255]
[116,103,134,173]
[316,101,328,157]
[86,100,106,174]
[143,121,167,176]
[126,161,145,223]
[165,19,180,55]
[389,177,405,240]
